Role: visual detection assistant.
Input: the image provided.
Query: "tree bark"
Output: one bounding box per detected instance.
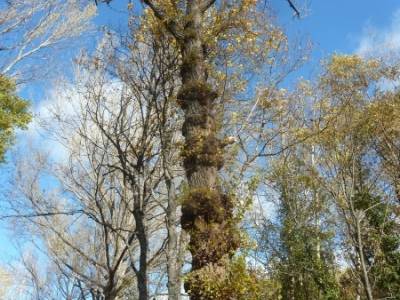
[103,288,117,300]
[166,177,181,300]
[394,173,400,203]
[140,1,240,298]
[176,1,239,298]
[133,208,149,300]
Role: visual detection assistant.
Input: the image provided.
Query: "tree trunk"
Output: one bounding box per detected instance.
[103,288,117,300]
[177,1,239,298]
[355,218,374,300]
[134,209,149,300]
[166,177,181,300]
[394,173,400,203]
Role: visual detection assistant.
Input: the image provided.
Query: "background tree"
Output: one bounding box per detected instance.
[309,55,400,300]
[6,23,185,299]
[0,75,30,161]
[272,150,339,300]
[0,0,95,80]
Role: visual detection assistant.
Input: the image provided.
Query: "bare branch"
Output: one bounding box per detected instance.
[286,0,300,18]
[0,210,84,220]
[200,0,217,12]
[0,0,96,79]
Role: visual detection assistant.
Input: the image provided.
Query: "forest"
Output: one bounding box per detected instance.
[0,0,399,299]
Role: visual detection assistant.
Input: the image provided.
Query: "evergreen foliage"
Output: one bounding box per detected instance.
[0,75,30,161]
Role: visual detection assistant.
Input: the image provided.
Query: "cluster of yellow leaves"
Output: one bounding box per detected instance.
[306,54,400,190]
[256,87,288,110]
[322,54,389,95]
[313,55,390,145]
[201,1,288,95]
[365,92,400,179]
[133,1,291,101]
[327,54,385,80]
[133,6,179,48]
[185,255,275,300]
[202,0,285,55]
[367,92,400,134]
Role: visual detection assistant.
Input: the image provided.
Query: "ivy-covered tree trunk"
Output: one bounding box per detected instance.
[177,1,239,298]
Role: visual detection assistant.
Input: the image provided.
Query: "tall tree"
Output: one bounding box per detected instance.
[272,151,339,300]
[101,1,304,298]
[367,92,400,203]
[311,54,400,300]
[7,25,184,299]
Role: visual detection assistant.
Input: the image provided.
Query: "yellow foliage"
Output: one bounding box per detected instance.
[185,255,275,300]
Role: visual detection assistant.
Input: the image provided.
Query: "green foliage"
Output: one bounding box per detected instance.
[273,156,340,300]
[353,191,400,299]
[0,75,31,161]
[278,211,339,300]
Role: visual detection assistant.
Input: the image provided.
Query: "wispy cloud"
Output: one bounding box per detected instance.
[16,70,126,165]
[16,81,77,163]
[356,9,400,58]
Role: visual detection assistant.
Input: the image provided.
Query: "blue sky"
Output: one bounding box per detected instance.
[2,0,400,267]
[99,0,400,57]
[277,0,400,54]
[17,0,400,102]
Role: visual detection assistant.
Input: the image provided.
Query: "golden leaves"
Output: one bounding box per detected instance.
[185,255,267,300]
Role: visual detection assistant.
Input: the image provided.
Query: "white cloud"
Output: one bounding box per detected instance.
[16,81,78,163]
[356,9,400,58]
[16,67,131,167]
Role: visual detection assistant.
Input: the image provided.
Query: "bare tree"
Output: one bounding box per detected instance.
[6,24,185,299]
[0,0,95,80]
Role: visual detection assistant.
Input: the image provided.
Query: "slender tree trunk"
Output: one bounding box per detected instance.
[103,288,117,300]
[103,295,116,300]
[177,1,239,298]
[134,209,149,300]
[394,173,400,203]
[355,218,374,300]
[166,177,181,300]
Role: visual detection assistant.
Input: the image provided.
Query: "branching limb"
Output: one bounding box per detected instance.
[142,0,184,42]
[200,0,217,13]
[0,210,84,220]
[286,0,300,18]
